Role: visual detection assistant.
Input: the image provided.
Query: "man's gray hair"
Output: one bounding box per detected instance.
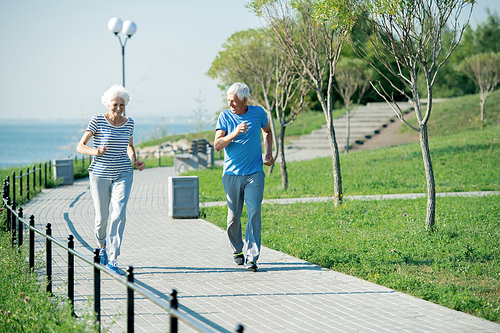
[101,84,130,107]
[227,82,249,101]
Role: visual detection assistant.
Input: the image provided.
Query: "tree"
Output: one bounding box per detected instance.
[273,59,310,189]
[472,9,500,54]
[248,0,357,206]
[316,0,473,229]
[334,58,373,153]
[192,91,211,135]
[458,52,500,123]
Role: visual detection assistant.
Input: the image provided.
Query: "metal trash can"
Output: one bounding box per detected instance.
[168,176,199,218]
[53,158,74,185]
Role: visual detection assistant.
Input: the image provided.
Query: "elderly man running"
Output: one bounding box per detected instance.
[214,82,274,272]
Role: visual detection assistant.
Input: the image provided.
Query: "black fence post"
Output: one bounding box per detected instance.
[44,162,48,188]
[32,164,36,192]
[29,215,35,270]
[68,235,75,315]
[6,197,11,230]
[127,266,134,332]
[19,169,23,199]
[46,223,52,295]
[3,177,9,201]
[39,163,42,188]
[11,172,15,205]
[11,200,16,247]
[93,248,101,332]
[235,324,245,333]
[2,179,8,205]
[26,167,30,201]
[17,207,23,248]
[170,289,178,333]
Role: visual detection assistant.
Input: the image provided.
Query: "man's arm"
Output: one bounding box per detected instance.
[214,122,249,152]
[262,122,274,166]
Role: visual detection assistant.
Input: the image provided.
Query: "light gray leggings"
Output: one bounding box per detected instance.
[89,172,133,262]
[222,171,265,263]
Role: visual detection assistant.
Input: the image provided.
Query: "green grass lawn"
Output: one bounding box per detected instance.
[400,89,500,136]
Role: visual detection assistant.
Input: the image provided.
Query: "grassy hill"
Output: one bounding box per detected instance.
[400,89,500,136]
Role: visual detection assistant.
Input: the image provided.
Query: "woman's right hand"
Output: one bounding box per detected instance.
[96,146,108,156]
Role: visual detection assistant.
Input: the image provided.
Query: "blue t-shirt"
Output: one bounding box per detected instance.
[86,114,134,180]
[216,105,268,175]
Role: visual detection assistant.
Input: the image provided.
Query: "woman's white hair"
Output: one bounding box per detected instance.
[227,82,249,101]
[101,84,130,107]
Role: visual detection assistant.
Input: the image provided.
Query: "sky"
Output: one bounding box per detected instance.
[0,0,499,124]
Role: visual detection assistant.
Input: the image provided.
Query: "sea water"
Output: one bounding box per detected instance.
[0,117,210,169]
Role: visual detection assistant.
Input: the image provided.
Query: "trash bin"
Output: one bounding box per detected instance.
[168,176,199,218]
[53,158,74,185]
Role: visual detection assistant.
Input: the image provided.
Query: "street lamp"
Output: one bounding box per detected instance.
[108,17,137,89]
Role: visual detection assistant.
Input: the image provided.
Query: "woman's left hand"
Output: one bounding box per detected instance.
[134,160,146,171]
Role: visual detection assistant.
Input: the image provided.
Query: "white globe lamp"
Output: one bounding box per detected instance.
[122,21,137,38]
[107,17,123,35]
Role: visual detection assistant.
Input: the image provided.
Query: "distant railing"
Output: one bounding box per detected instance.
[2,179,244,333]
[6,161,52,206]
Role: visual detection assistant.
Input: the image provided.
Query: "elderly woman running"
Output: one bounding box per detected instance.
[77,84,145,274]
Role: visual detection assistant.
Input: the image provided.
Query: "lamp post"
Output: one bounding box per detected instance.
[108,18,136,115]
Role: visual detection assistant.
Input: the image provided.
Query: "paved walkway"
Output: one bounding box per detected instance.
[24,166,500,332]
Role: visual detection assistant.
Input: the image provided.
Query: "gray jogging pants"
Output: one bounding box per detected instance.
[222,171,265,263]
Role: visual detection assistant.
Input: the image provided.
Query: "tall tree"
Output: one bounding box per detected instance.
[248,0,357,206]
[316,0,473,229]
[458,52,500,123]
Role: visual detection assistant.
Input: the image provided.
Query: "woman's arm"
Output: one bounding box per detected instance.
[127,137,145,171]
[77,131,107,156]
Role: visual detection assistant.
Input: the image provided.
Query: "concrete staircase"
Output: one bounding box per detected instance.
[286,102,412,152]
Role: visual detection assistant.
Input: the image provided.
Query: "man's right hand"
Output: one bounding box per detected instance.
[234,121,248,136]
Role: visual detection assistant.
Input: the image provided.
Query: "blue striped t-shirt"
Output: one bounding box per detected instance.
[86,114,134,180]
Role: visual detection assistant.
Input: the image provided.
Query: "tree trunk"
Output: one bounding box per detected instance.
[279,125,288,190]
[479,94,486,123]
[326,120,342,206]
[345,108,350,153]
[419,124,436,230]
